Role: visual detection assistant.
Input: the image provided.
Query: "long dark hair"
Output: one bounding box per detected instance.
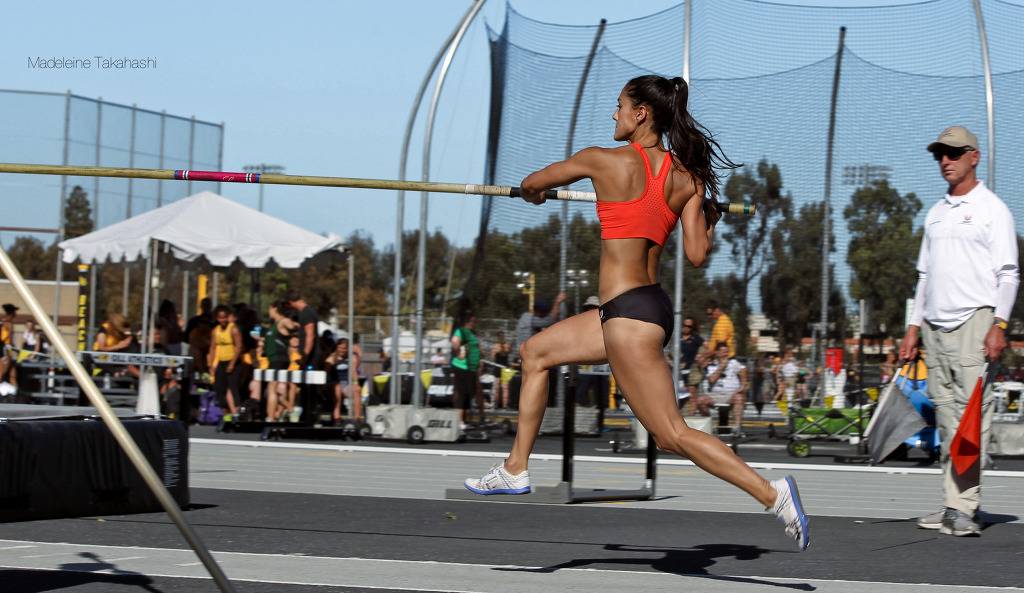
[625,75,739,201]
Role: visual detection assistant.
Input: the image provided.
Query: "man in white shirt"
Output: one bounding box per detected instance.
[899,125,1019,537]
[779,349,800,404]
[697,341,748,431]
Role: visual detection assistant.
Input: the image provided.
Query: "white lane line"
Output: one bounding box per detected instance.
[0,538,1016,593]
[0,545,36,550]
[175,561,201,567]
[190,438,1024,478]
[20,552,80,559]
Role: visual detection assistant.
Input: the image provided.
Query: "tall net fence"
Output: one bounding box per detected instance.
[467,0,1024,350]
[0,90,223,236]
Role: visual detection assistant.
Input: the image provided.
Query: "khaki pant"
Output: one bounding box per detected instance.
[921,307,995,515]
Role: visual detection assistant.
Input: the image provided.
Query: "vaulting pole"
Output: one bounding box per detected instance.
[3,163,753,214]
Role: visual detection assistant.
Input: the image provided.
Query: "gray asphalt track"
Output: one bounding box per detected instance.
[1,434,1022,592]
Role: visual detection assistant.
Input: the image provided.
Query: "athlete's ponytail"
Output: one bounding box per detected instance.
[625,75,739,201]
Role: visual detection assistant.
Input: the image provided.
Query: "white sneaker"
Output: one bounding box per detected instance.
[770,476,810,551]
[464,463,531,495]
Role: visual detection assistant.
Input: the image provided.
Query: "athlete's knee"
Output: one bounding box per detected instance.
[519,338,550,372]
[517,341,530,364]
[650,424,687,453]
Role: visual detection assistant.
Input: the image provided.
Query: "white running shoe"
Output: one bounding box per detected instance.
[464,463,531,495]
[770,476,810,551]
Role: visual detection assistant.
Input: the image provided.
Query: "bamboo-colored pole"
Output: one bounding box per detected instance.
[0,163,755,215]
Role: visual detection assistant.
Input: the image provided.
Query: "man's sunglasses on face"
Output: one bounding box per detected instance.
[932,146,973,162]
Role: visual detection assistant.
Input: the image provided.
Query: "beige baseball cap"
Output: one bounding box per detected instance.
[927,126,978,152]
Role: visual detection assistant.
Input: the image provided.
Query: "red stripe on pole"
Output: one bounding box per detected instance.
[176,170,259,183]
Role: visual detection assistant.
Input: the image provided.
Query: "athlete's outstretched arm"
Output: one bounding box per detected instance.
[520,148,605,204]
[680,184,718,267]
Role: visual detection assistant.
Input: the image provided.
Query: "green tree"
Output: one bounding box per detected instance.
[844,180,922,337]
[466,213,574,321]
[64,185,94,239]
[762,202,846,349]
[6,236,53,280]
[721,160,793,354]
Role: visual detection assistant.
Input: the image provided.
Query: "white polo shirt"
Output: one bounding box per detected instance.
[707,358,745,396]
[909,181,1019,330]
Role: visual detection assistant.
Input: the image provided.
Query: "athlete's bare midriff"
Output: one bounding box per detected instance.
[598,239,661,303]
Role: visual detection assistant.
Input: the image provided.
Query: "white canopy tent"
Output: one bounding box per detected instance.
[59,191,343,268]
[58,191,346,353]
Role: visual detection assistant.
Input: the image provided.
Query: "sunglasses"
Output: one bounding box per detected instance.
[931,147,973,162]
[683,324,694,329]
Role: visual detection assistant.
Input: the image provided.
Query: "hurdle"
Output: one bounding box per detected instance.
[445,368,657,504]
[217,368,371,441]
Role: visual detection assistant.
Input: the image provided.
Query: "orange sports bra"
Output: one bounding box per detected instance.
[596,143,679,246]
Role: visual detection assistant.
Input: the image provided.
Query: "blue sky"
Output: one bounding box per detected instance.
[0,0,966,249]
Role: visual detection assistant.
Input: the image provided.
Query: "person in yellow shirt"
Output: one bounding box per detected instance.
[707,300,735,358]
[207,305,242,416]
[94,314,132,351]
[1,303,18,391]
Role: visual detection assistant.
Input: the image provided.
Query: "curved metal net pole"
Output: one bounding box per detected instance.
[972,0,995,189]
[415,0,488,408]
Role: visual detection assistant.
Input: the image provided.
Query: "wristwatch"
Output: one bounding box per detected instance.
[994,318,1008,331]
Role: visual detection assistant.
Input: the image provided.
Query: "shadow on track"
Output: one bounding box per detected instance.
[494,543,816,591]
[88,516,740,550]
[1,552,162,592]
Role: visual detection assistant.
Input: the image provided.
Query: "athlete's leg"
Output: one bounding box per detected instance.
[602,318,775,508]
[505,309,606,474]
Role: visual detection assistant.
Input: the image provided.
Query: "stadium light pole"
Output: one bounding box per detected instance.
[566,269,590,314]
[415,0,487,408]
[514,271,536,314]
[393,2,474,405]
[54,90,71,328]
[243,163,286,212]
[122,104,137,323]
[243,164,285,314]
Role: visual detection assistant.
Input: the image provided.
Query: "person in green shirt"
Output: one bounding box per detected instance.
[451,313,481,428]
